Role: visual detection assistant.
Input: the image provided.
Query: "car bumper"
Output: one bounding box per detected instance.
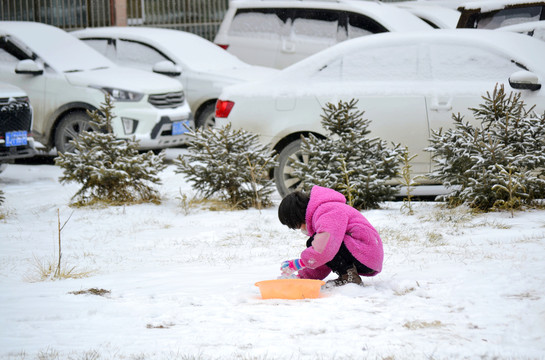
[113,102,194,150]
[0,137,37,161]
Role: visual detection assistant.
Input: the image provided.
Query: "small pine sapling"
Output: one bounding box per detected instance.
[175,124,277,209]
[55,94,166,205]
[428,84,545,211]
[491,163,529,217]
[337,157,356,207]
[292,99,402,210]
[399,147,420,215]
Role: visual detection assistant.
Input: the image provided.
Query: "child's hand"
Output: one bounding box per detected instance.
[277,273,299,279]
[280,259,306,276]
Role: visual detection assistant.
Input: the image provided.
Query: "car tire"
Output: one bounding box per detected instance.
[196,103,216,129]
[54,111,96,153]
[274,139,309,198]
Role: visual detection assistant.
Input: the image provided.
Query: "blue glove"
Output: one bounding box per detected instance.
[280,258,306,277]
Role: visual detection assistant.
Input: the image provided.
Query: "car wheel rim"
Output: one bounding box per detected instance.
[197,105,216,129]
[282,149,309,193]
[60,118,94,153]
[203,115,215,129]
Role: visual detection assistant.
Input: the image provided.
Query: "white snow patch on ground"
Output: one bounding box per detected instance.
[1,149,544,359]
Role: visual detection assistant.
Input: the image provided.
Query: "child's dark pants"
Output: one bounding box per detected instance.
[306,234,374,276]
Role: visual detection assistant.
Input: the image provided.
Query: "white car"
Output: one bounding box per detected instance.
[72,27,278,128]
[215,29,545,196]
[0,81,36,173]
[0,21,193,153]
[213,0,433,69]
[394,1,461,28]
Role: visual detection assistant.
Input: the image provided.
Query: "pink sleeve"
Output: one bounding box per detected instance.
[298,264,332,280]
[300,208,348,269]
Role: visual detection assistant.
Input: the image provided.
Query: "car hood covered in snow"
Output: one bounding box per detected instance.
[65,66,183,94]
[0,21,113,73]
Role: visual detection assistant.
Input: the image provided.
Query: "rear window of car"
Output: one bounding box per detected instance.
[476,6,543,29]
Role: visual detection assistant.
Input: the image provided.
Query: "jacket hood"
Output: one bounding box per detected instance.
[305,186,346,234]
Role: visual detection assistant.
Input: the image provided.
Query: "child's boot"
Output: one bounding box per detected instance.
[327,265,363,287]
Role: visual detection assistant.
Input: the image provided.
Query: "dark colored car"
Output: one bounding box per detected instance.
[0,81,36,173]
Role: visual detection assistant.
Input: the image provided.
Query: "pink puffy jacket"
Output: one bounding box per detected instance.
[297,186,383,280]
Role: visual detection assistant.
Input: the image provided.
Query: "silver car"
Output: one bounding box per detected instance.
[72,27,278,128]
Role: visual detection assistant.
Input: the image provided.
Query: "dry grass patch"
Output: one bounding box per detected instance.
[69,288,110,297]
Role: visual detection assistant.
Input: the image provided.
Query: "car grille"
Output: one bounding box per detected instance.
[148,91,185,109]
[0,96,32,134]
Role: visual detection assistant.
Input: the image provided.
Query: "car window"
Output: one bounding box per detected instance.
[228,8,289,39]
[0,36,34,62]
[347,12,388,39]
[0,47,19,63]
[339,45,420,81]
[477,6,543,29]
[81,38,115,60]
[116,39,170,68]
[292,9,340,42]
[428,44,522,80]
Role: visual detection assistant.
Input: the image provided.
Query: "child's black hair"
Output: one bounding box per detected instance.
[278,190,310,230]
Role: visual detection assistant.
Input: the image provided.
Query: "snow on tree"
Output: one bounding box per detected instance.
[175,124,277,209]
[55,95,166,205]
[292,99,402,210]
[427,84,545,211]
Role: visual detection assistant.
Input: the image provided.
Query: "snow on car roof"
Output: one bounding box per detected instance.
[395,1,461,28]
[72,27,248,72]
[0,21,113,73]
[221,29,545,98]
[458,0,545,11]
[284,29,545,76]
[228,0,434,31]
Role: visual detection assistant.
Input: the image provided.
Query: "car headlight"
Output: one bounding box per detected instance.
[92,86,144,102]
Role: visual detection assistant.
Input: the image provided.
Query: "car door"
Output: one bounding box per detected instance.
[314,43,431,175]
[424,42,531,145]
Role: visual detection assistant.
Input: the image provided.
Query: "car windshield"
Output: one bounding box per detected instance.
[2,22,113,72]
[148,31,247,71]
[477,6,543,29]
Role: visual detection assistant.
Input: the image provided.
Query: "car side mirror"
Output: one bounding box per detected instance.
[15,59,44,75]
[152,61,182,77]
[509,70,541,91]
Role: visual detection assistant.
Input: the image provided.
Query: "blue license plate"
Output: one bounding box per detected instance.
[5,131,28,147]
[172,120,190,136]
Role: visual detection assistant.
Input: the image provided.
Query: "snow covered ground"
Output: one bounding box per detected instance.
[1,149,544,360]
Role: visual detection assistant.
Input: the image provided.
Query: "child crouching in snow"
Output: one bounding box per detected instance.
[278,185,383,286]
